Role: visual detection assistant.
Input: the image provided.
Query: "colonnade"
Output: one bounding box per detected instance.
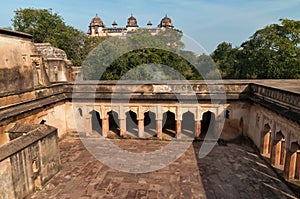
[259,117,300,181]
[75,104,221,139]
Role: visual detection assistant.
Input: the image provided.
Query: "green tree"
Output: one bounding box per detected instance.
[211,42,239,78]
[83,29,202,80]
[238,19,300,78]
[12,8,88,66]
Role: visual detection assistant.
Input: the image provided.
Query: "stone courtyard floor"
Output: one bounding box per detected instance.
[31,135,298,199]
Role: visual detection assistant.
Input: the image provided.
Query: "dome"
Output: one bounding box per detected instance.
[147,21,153,26]
[126,14,138,27]
[112,20,118,26]
[90,14,104,27]
[158,15,174,28]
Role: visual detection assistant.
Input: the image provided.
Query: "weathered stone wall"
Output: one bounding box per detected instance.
[0,28,35,96]
[34,43,72,82]
[0,159,14,199]
[0,124,60,199]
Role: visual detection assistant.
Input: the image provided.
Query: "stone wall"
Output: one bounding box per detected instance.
[0,28,35,96]
[34,43,72,82]
[0,124,60,199]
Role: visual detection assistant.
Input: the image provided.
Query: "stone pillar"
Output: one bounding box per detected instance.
[195,120,201,138]
[119,119,126,137]
[280,141,286,166]
[261,132,270,155]
[156,120,162,139]
[271,140,282,166]
[138,119,144,138]
[284,150,297,180]
[176,120,181,139]
[85,115,92,136]
[296,151,300,179]
[101,118,108,137]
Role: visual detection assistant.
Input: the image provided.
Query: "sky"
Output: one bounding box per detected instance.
[1,0,300,53]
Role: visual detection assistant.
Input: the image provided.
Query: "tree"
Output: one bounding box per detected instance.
[83,29,202,80]
[12,8,88,66]
[238,19,300,78]
[212,19,300,79]
[211,42,239,78]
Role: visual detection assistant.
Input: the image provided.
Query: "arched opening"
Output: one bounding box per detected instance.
[108,110,120,136]
[285,142,300,180]
[39,120,46,124]
[90,110,102,134]
[201,111,215,138]
[182,111,195,138]
[144,111,156,138]
[240,117,244,136]
[78,108,83,117]
[260,124,272,156]
[162,111,176,138]
[225,110,230,119]
[126,111,138,137]
[32,159,41,190]
[272,131,286,169]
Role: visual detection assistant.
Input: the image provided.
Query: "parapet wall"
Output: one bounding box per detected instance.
[0,123,60,199]
[0,28,35,95]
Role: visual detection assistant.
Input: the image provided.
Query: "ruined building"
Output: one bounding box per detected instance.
[0,28,300,198]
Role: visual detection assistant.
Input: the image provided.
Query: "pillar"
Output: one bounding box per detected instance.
[195,120,201,138]
[261,132,270,155]
[271,140,282,166]
[176,120,181,139]
[284,150,297,180]
[85,115,92,136]
[138,119,144,138]
[101,118,108,137]
[156,120,162,139]
[119,119,126,137]
[296,151,300,179]
[280,141,286,166]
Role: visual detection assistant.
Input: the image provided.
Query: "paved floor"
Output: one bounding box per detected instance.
[31,136,298,199]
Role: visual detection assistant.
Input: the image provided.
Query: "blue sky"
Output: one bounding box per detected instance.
[1,0,300,53]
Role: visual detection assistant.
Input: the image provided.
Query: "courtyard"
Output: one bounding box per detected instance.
[30,135,298,199]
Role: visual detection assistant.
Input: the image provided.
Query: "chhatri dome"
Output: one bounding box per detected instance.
[87,13,176,37]
[126,14,138,27]
[89,14,105,27]
[158,14,174,29]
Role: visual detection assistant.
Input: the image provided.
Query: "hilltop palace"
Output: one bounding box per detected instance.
[87,14,174,37]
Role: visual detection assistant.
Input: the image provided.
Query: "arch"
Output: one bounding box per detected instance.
[239,117,244,136]
[162,111,176,138]
[201,111,215,138]
[272,131,286,167]
[90,110,102,134]
[126,110,138,137]
[284,142,300,180]
[144,111,156,138]
[182,111,195,138]
[225,110,230,119]
[260,123,272,156]
[78,108,83,117]
[108,110,119,136]
[39,120,46,124]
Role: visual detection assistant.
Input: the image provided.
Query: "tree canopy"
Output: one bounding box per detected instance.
[82,29,214,80]
[212,19,300,79]
[12,8,104,66]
